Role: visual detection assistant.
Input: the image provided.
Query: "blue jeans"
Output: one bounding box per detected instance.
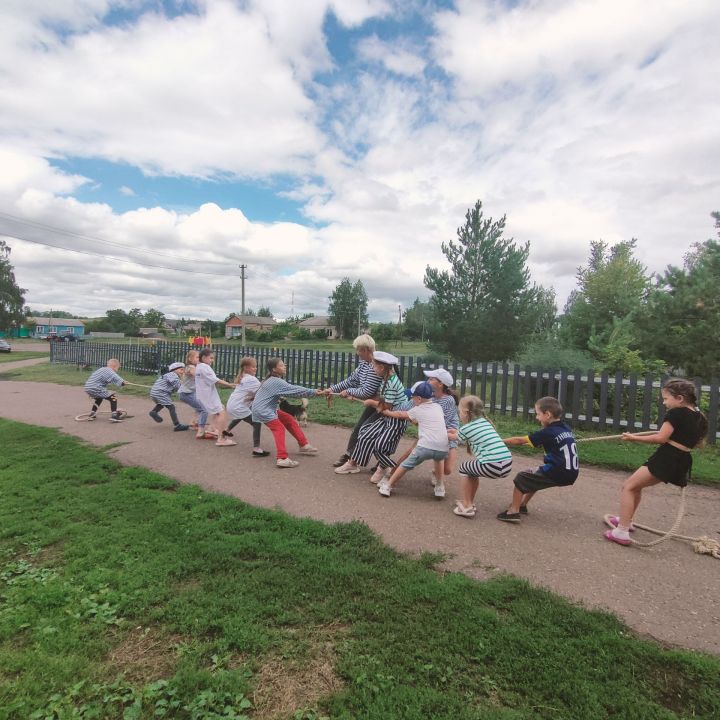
[400,445,448,469]
[178,391,208,427]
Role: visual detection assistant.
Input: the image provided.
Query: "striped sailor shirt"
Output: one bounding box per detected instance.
[150,372,182,405]
[458,418,512,464]
[251,376,316,424]
[84,367,124,398]
[380,374,407,410]
[434,394,460,449]
[329,360,382,399]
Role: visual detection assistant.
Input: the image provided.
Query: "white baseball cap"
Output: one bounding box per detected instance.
[423,368,454,387]
[168,362,185,371]
[373,351,399,365]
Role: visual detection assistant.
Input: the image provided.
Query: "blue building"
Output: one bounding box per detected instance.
[30,317,85,338]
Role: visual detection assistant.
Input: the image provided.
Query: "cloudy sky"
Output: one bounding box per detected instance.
[1,0,718,323]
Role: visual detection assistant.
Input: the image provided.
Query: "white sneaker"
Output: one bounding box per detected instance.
[370,467,390,484]
[215,438,236,447]
[277,458,299,468]
[299,444,318,455]
[334,461,360,474]
[378,479,392,497]
[434,481,446,499]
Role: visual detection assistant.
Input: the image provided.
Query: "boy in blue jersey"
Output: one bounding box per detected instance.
[497,396,579,523]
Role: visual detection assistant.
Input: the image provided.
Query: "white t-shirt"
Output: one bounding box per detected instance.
[227,374,260,419]
[407,401,449,452]
[194,362,222,413]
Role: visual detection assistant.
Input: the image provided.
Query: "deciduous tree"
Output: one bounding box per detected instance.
[0,240,26,331]
[328,278,368,339]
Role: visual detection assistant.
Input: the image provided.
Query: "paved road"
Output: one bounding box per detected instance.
[0,376,718,655]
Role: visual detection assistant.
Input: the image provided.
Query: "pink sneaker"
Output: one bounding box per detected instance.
[608,516,635,532]
[604,529,631,546]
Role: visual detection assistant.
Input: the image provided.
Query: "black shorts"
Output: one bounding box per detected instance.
[645,444,692,488]
[512,470,572,493]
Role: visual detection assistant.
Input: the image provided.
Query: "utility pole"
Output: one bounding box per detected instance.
[396,304,403,347]
[239,264,247,346]
[357,306,361,337]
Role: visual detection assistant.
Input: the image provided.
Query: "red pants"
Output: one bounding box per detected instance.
[265,409,308,459]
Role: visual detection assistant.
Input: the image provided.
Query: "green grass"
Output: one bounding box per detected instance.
[2,362,719,486]
[0,352,48,363]
[1,419,718,719]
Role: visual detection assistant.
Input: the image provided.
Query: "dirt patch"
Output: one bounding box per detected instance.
[108,625,182,686]
[251,626,347,719]
[172,576,202,594]
[36,541,65,567]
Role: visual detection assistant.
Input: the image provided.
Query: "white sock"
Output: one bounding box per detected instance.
[612,527,631,540]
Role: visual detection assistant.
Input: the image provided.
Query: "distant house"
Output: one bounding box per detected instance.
[182,322,202,334]
[225,314,277,338]
[30,317,85,338]
[296,315,338,339]
[138,327,163,338]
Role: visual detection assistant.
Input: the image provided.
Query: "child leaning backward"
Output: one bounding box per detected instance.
[83,358,126,422]
[226,356,269,457]
[376,381,449,498]
[148,362,190,431]
[251,357,319,468]
[497,396,579,523]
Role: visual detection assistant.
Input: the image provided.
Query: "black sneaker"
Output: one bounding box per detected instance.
[519,505,529,515]
[110,412,123,423]
[174,424,189,431]
[496,510,521,523]
[332,453,350,467]
[149,410,163,423]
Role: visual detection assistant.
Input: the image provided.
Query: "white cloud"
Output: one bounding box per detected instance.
[118,185,135,196]
[357,35,426,77]
[1,0,719,326]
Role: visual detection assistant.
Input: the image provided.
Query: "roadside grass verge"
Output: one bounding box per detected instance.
[0,352,48,363]
[2,363,718,486]
[1,419,718,720]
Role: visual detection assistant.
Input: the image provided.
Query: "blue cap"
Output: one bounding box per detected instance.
[411,381,434,399]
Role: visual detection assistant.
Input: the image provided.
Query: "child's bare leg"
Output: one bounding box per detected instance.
[432,458,444,483]
[619,467,660,527]
[508,486,524,513]
[443,447,457,477]
[460,475,479,508]
[520,491,536,508]
[386,465,408,488]
[395,441,416,467]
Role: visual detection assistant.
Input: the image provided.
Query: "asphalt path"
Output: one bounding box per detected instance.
[0,374,718,655]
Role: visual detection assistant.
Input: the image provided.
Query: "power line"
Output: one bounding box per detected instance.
[0,211,231,267]
[1,229,241,277]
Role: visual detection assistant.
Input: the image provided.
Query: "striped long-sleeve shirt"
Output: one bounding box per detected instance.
[150,372,182,405]
[329,360,382,399]
[84,367,124,398]
[251,376,316,424]
[434,394,460,448]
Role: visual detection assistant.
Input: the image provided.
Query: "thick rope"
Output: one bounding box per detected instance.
[123,381,154,389]
[603,487,720,559]
[578,430,656,443]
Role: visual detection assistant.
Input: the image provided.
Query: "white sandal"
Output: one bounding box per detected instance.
[453,502,476,518]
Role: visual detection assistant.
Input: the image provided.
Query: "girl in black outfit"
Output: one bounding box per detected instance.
[605,378,708,547]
